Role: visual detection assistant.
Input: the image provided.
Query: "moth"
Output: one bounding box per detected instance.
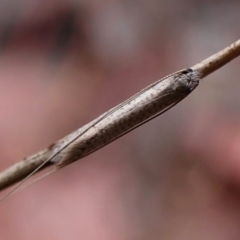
[2,37,240,200]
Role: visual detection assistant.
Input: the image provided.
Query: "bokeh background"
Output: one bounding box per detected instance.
[0,0,240,239]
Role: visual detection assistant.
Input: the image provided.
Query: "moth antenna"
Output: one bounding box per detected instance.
[0,156,56,202]
[10,168,58,198]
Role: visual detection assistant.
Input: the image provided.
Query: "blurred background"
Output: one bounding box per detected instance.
[0,0,240,239]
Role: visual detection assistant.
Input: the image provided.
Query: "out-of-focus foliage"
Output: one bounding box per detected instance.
[0,1,240,239]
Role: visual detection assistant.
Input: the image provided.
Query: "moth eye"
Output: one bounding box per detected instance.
[181,69,192,75]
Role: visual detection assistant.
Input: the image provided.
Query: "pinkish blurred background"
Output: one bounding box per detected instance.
[0,0,240,239]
